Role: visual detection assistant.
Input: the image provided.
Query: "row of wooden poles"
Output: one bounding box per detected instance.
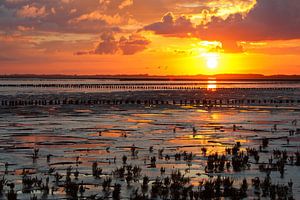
[1,98,300,107]
[0,84,297,91]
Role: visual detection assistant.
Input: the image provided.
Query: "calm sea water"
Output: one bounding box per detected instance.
[0,78,300,96]
[0,79,300,199]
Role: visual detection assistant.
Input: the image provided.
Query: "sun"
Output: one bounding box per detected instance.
[207,56,218,69]
[203,53,219,69]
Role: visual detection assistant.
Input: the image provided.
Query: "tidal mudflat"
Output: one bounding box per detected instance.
[0,101,300,199]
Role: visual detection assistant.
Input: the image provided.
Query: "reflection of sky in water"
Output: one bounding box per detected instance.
[207,80,217,91]
[0,78,300,199]
[0,79,300,95]
[0,105,300,198]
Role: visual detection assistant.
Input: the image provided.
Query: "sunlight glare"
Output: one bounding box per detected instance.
[205,53,219,69]
[207,80,217,91]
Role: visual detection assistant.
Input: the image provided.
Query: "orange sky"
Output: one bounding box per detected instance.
[0,0,300,75]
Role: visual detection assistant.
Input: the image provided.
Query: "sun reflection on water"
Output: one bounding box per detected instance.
[207,79,217,91]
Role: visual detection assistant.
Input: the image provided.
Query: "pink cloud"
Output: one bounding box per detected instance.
[16,5,47,18]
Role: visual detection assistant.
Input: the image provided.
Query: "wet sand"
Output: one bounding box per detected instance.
[0,102,300,199]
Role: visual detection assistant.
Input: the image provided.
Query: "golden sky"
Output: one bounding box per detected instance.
[0,0,300,75]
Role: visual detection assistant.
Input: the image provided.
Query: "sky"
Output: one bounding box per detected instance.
[0,0,300,75]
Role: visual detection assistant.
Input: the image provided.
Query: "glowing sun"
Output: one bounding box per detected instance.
[203,53,219,69]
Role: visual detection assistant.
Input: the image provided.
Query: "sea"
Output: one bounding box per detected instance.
[0,78,300,199]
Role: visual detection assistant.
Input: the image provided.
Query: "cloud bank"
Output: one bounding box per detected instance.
[76,32,150,55]
[144,0,300,41]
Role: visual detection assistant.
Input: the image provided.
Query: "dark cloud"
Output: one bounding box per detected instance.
[144,12,194,37]
[196,0,300,41]
[76,32,150,55]
[0,0,257,35]
[144,0,300,41]
[119,34,150,55]
[94,32,119,54]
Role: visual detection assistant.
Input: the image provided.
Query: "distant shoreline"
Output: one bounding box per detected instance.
[1,74,300,81]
